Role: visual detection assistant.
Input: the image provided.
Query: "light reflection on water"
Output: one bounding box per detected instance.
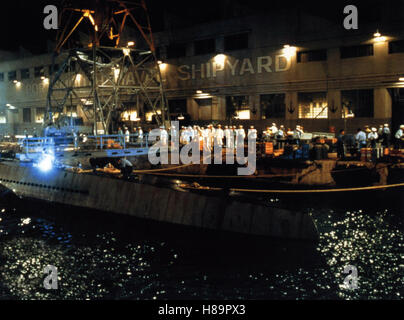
[0,198,402,300]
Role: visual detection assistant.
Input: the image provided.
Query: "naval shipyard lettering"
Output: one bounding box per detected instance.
[177,54,291,81]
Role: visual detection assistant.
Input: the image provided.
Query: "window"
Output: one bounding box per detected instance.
[226,96,250,120]
[167,43,187,59]
[194,39,216,55]
[65,106,78,118]
[340,44,373,59]
[260,94,285,119]
[23,108,32,123]
[224,33,249,51]
[297,49,327,63]
[0,73,4,81]
[121,110,139,122]
[298,92,328,119]
[8,71,17,82]
[49,64,59,75]
[34,66,46,78]
[341,89,374,118]
[20,69,30,80]
[196,98,213,121]
[168,99,187,114]
[389,40,404,54]
[35,108,46,123]
[0,111,6,124]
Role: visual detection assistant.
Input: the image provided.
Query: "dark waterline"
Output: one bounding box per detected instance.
[0,192,403,300]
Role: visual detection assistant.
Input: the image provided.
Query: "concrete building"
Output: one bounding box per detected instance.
[154,8,404,134]
[0,6,403,136]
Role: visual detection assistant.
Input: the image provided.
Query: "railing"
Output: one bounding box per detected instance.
[88,134,149,150]
[18,137,57,155]
[18,134,150,155]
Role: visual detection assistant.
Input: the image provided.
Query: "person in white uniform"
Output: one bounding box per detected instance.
[224,126,232,149]
[138,127,143,142]
[247,126,257,154]
[236,125,246,150]
[125,127,130,143]
[215,124,224,147]
[270,123,278,136]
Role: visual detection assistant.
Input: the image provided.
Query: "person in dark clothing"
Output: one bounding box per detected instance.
[381,124,391,148]
[336,129,346,159]
[118,157,133,179]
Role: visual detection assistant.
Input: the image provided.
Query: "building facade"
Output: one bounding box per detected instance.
[0,8,404,136]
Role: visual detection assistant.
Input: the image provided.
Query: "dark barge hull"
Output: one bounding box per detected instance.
[0,162,318,241]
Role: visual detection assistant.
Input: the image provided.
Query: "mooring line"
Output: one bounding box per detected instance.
[179,182,404,194]
[231,183,404,193]
[133,164,193,173]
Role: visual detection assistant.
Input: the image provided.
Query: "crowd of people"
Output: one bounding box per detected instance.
[118,122,404,150]
[335,124,404,159]
[117,123,307,150]
[353,124,404,149]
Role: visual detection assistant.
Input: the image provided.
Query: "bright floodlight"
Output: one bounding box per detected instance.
[214,54,226,66]
[38,155,53,172]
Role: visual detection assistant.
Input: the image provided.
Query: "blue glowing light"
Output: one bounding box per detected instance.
[38,155,54,172]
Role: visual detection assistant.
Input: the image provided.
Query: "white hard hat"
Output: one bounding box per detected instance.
[372,127,377,132]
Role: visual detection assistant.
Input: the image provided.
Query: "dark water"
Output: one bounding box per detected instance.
[0,192,403,300]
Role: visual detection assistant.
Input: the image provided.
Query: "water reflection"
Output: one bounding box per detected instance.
[0,197,402,300]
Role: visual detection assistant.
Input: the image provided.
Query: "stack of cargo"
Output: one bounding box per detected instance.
[360,148,373,162]
[264,142,274,155]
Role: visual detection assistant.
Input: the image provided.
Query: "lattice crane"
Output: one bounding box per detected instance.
[46,0,169,134]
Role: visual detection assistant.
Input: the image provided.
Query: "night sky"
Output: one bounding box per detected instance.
[0,0,394,54]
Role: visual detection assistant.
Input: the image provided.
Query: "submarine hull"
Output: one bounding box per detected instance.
[0,162,318,241]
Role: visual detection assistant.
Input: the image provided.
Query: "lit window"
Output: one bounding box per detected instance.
[122,111,140,121]
[145,111,161,122]
[298,92,328,119]
[341,89,374,118]
[235,110,251,120]
[65,106,78,118]
[226,96,250,120]
[36,108,46,124]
